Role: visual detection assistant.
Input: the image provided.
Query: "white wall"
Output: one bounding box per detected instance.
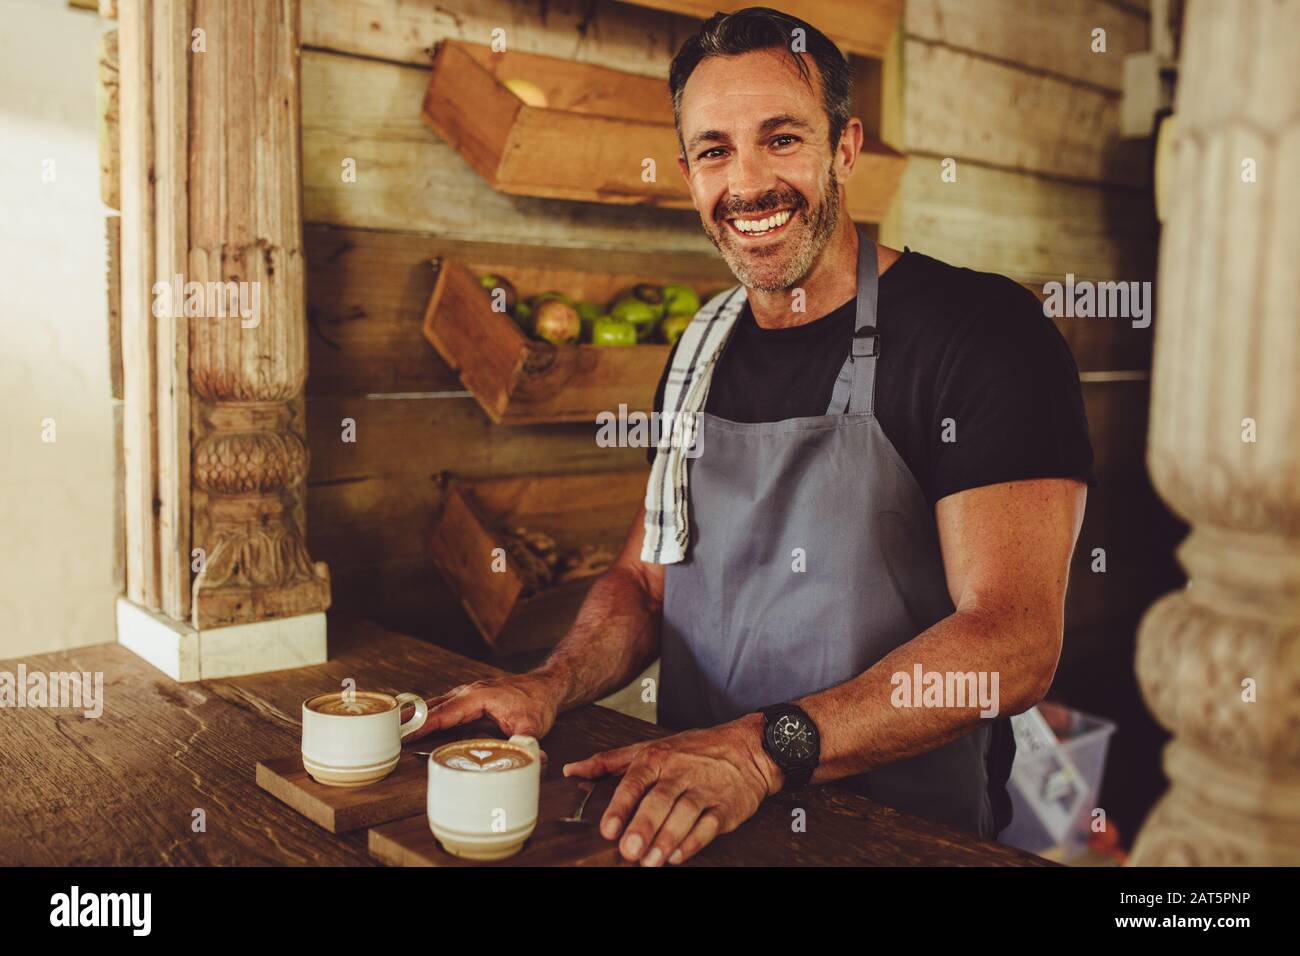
[0,0,116,658]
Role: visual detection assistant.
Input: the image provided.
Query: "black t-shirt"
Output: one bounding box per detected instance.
[649,248,1097,501]
[648,248,1096,835]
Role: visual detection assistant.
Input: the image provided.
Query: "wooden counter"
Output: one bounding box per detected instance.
[0,613,1052,867]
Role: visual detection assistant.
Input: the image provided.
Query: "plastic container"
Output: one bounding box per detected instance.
[998,704,1117,862]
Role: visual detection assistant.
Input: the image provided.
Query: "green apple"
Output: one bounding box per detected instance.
[592,315,637,346]
[610,296,658,342]
[660,314,690,347]
[662,283,700,317]
[629,283,667,321]
[532,299,581,344]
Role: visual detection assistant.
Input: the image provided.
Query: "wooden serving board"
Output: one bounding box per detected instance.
[368,778,628,867]
[256,750,429,834]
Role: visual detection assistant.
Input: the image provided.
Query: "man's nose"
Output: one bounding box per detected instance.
[725,146,777,207]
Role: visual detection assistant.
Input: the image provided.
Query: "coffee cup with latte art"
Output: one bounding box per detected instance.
[301,690,428,787]
[427,735,541,861]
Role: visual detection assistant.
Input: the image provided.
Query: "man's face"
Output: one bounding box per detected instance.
[677,49,842,293]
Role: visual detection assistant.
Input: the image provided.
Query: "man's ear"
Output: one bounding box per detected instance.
[835,117,865,182]
[677,154,690,182]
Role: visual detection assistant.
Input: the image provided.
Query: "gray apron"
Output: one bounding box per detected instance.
[659,227,995,838]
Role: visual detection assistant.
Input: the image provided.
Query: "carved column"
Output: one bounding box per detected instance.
[1131,0,1300,864]
[187,0,329,629]
[115,0,328,678]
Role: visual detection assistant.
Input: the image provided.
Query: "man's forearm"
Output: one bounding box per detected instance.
[534,565,662,711]
[796,605,1059,784]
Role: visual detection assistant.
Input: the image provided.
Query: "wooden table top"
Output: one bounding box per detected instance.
[0,612,1052,866]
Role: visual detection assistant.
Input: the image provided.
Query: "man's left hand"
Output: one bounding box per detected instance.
[562,714,780,866]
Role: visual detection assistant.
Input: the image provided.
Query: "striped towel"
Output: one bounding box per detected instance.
[642,286,749,564]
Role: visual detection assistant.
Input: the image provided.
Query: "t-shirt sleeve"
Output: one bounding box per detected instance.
[645,338,680,466]
[929,280,1096,503]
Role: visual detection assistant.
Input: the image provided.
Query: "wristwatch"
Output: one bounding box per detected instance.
[758,703,821,790]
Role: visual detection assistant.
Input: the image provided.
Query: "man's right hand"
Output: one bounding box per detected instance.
[404,670,567,743]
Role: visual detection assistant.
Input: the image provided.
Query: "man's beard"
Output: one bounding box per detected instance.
[704,166,840,293]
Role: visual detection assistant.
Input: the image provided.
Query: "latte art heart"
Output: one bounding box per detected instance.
[433,741,533,772]
[444,755,521,772]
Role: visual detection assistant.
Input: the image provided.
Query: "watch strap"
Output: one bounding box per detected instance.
[781,765,814,789]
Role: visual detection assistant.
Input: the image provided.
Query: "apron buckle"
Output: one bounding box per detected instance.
[852,326,880,358]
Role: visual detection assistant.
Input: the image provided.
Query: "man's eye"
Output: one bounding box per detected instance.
[772,135,799,148]
[699,147,727,160]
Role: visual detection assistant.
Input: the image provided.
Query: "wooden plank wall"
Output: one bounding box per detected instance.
[897,0,1179,627]
[299,0,715,652]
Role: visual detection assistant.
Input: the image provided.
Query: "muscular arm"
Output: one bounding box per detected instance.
[794,477,1086,783]
[535,503,666,711]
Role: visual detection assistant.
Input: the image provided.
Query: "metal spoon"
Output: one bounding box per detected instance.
[558,781,596,825]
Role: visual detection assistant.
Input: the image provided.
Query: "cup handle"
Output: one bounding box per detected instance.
[508,734,541,759]
[395,693,429,741]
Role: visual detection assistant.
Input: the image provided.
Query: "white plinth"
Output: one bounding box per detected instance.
[116,597,327,682]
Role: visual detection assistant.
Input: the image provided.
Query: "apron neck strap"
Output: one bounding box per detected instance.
[847,225,880,415]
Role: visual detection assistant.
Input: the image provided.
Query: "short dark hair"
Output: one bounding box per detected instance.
[668,6,851,156]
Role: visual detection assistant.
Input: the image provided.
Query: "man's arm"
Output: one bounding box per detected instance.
[407,504,664,741]
[796,476,1085,783]
[565,476,1085,864]
[535,503,665,709]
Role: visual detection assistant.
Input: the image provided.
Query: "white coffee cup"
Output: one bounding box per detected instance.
[301,690,428,788]
[427,735,541,861]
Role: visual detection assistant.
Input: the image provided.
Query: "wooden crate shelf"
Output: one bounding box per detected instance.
[421,39,905,222]
[422,252,728,425]
[431,470,647,655]
[612,0,904,60]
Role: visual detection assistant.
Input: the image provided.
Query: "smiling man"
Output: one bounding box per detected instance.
[411,7,1094,864]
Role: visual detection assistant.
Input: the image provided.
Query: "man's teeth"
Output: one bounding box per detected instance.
[731,209,793,234]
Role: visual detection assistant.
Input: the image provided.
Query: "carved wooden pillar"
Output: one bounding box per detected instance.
[115,0,329,679]
[1131,0,1300,865]
[187,0,329,628]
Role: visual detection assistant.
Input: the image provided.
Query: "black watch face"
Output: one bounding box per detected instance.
[770,713,816,762]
